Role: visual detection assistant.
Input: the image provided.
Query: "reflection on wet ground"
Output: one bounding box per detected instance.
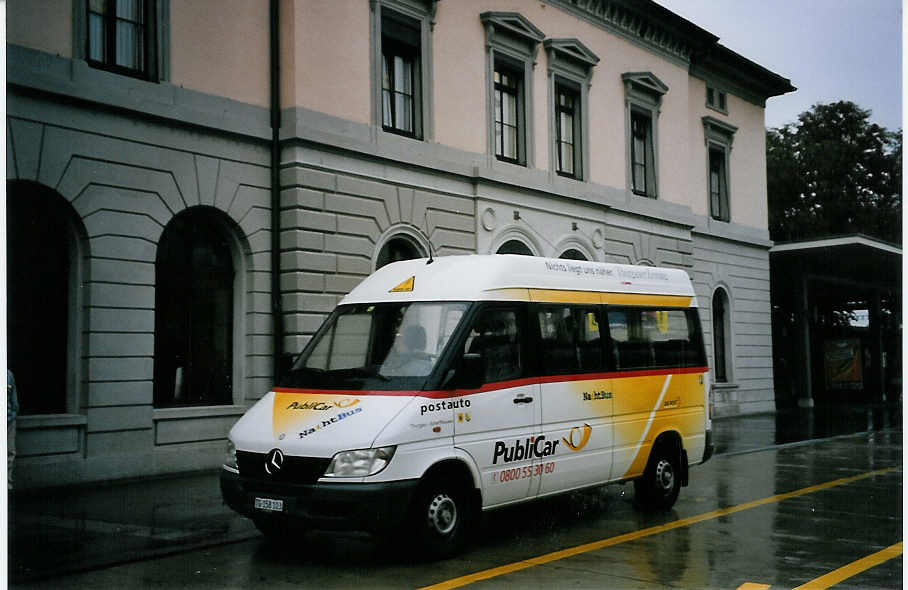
[18,430,900,589]
[9,403,902,588]
[712,403,901,455]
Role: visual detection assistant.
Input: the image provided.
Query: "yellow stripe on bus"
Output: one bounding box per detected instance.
[485,288,692,307]
[598,293,692,307]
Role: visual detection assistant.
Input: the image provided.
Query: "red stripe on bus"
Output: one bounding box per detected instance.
[272,387,423,397]
[272,366,707,399]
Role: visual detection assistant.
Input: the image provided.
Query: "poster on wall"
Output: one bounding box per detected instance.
[824,338,863,390]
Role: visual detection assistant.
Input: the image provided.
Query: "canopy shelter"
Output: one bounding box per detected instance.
[770,235,902,407]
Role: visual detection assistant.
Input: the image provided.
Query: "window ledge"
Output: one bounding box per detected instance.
[706,104,729,116]
[17,414,88,429]
[153,405,247,421]
[711,382,739,390]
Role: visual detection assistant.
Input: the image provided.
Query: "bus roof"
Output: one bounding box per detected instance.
[341,255,698,307]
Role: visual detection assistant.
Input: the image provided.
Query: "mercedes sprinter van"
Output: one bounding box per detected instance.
[221,254,713,556]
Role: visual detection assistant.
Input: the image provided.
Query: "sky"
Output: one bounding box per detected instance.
[654,0,903,131]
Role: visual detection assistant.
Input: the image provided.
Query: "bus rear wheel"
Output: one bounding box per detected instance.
[634,445,681,511]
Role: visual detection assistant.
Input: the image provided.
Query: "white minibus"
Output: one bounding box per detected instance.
[221,254,713,556]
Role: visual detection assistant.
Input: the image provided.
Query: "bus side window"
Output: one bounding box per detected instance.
[607,307,702,371]
[684,309,707,367]
[536,305,603,375]
[608,308,647,370]
[466,308,521,383]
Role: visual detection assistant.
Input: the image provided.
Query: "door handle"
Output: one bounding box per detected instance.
[513,396,534,404]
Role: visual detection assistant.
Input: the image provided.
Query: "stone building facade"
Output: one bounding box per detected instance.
[6,0,792,488]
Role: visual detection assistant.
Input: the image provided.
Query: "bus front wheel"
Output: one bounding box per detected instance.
[411,479,470,558]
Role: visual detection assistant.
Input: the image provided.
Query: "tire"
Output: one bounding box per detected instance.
[411,480,471,559]
[634,444,681,511]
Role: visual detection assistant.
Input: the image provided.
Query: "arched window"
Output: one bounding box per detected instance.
[376,234,426,270]
[559,248,587,261]
[712,288,730,383]
[7,182,81,414]
[497,239,533,256]
[154,209,236,407]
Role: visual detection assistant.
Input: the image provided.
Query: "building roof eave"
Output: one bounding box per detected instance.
[770,234,903,256]
[545,1,795,104]
[691,43,796,102]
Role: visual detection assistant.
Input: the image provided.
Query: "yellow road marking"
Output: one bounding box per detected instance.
[736,584,771,590]
[420,467,898,590]
[791,541,902,590]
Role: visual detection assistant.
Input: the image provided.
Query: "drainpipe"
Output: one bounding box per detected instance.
[270,0,284,383]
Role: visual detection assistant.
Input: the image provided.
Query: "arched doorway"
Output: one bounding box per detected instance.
[559,248,588,260]
[154,208,237,407]
[6,181,81,414]
[375,234,426,269]
[496,239,534,256]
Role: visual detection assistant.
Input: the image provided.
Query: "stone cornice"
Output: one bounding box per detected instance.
[543,0,717,65]
[545,0,795,104]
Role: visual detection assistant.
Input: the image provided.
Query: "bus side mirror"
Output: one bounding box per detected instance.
[457,353,485,390]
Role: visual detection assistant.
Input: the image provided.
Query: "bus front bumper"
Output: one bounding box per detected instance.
[220,468,419,533]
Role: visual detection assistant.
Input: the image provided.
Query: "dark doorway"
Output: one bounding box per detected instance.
[6,182,75,414]
[376,235,424,269]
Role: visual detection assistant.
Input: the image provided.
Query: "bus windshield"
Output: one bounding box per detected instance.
[282,302,469,390]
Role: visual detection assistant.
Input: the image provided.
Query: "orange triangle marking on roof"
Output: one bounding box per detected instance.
[389,275,415,292]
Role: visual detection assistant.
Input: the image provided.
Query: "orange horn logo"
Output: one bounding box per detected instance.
[563,423,592,451]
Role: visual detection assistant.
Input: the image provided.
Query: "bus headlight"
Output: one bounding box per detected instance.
[324,446,396,477]
[224,439,238,472]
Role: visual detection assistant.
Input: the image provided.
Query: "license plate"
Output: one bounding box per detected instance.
[254,497,284,512]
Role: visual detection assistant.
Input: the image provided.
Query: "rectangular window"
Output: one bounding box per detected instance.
[623,73,666,198]
[483,13,543,167]
[536,306,603,376]
[707,85,728,113]
[87,0,152,77]
[709,146,729,221]
[631,111,655,197]
[381,11,421,137]
[555,84,580,178]
[494,67,521,163]
[607,307,705,371]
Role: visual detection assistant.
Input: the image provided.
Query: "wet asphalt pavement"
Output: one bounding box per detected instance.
[8,404,902,588]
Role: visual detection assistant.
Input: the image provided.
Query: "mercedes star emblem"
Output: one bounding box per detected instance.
[264,448,284,475]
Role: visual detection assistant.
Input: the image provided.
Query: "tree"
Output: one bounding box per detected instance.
[767,101,902,244]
